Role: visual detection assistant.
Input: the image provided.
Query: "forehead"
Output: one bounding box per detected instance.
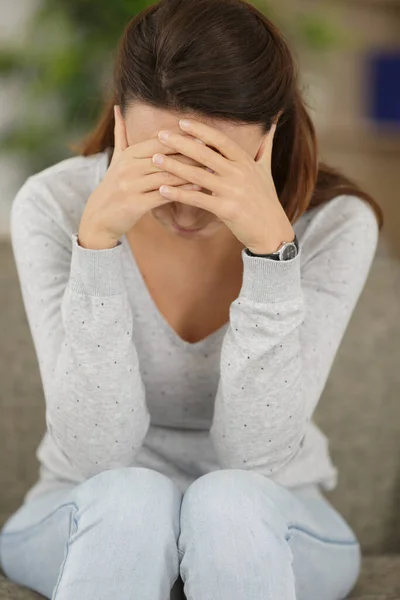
[125,101,263,148]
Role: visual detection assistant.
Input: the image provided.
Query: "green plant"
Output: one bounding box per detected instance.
[0,0,341,174]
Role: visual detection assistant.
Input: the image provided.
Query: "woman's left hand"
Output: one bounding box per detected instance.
[154,118,295,254]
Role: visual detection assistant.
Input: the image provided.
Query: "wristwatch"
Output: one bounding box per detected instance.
[245,235,299,261]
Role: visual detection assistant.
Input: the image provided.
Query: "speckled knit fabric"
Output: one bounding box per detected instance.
[9,148,379,502]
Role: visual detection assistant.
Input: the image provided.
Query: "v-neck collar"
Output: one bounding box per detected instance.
[121,233,229,351]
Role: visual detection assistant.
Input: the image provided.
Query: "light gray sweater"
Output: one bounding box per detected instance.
[9,148,379,502]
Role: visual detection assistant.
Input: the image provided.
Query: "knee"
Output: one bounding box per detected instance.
[179,470,292,569]
[74,467,182,526]
[182,469,287,531]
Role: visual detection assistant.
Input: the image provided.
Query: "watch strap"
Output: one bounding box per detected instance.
[245,234,299,260]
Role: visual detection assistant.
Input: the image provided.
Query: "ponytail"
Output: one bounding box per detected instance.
[272,93,384,229]
[272,93,318,224]
[68,96,116,156]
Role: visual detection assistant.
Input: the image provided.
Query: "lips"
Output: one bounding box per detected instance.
[173,222,202,233]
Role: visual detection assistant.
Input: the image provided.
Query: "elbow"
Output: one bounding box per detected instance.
[47,416,150,480]
[210,431,258,470]
[213,442,304,474]
[74,450,142,480]
[211,424,306,474]
[64,441,145,480]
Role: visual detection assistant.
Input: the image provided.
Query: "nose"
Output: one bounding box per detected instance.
[171,203,204,227]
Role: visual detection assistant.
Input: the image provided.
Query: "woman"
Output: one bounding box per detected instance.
[0,0,383,598]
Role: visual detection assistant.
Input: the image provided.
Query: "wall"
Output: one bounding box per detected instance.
[0,0,399,253]
[300,0,400,256]
[0,0,39,237]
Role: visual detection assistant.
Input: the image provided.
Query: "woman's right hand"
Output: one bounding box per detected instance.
[78,105,200,249]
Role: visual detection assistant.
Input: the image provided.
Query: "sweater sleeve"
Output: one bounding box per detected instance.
[10,179,150,479]
[210,195,379,474]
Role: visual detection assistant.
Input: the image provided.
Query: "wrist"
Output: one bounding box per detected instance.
[70,233,125,296]
[247,227,296,255]
[78,228,119,250]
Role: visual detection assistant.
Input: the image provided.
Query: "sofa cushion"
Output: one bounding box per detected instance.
[1,556,400,599]
[0,574,42,599]
[349,556,400,598]
[315,249,400,555]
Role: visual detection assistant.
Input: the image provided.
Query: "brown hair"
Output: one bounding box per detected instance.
[70,0,384,230]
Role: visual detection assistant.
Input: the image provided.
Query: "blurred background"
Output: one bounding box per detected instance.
[1,1,400,597]
[0,0,399,254]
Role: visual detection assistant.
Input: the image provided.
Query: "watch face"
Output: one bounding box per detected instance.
[282,244,297,260]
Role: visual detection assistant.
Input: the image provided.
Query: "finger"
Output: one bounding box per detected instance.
[142,188,175,208]
[111,105,129,166]
[265,122,277,155]
[138,154,206,176]
[157,131,227,175]
[124,137,201,160]
[158,184,221,216]
[178,118,249,163]
[119,153,210,186]
[180,183,202,191]
[131,152,214,178]
[255,122,276,167]
[151,154,221,194]
[137,171,200,193]
[140,184,201,210]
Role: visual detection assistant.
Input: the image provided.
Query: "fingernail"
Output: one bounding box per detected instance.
[158,130,170,142]
[153,154,164,165]
[194,138,205,145]
[179,119,191,129]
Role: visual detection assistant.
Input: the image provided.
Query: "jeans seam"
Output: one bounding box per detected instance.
[52,508,79,600]
[0,502,79,540]
[286,523,359,547]
[177,488,184,559]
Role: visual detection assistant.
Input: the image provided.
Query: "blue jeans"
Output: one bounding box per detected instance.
[0,468,361,600]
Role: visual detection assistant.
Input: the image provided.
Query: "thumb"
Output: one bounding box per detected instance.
[255,123,276,167]
[110,104,129,167]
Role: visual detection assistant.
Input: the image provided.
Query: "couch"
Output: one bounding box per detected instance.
[1,236,400,599]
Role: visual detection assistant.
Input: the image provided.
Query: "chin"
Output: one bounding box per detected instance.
[172,220,223,238]
[152,211,223,238]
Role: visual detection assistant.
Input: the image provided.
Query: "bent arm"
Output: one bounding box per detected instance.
[211,196,379,473]
[11,179,150,478]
